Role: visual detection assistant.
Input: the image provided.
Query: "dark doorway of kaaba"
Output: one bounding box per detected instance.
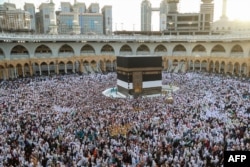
[132,72,142,95]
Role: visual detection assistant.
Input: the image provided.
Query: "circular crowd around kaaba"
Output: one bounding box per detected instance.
[0,72,249,167]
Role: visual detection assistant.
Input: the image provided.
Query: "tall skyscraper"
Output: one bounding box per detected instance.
[0,2,31,33]
[38,1,55,34]
[220,0,228,20]
[72,0,81,34]
[102,5,112,35]
[141,0,214,34]
[0,0,111,34]
[167,0,179,13]
[88,3,99,13]
[160,0,168,31]
[61,2,72,13]
[81,13,103,34]
[57,1,105,35]
[48,0,58,34]
[75,2,86,34]
[24,3,36,32]
[57,2,75,34]
[141,0,152,31]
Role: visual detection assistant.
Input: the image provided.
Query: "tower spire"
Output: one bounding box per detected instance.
[72,0,80,34]
[221,0,228,20]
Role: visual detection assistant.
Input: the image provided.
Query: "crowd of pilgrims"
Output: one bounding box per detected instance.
[0,72,249,167]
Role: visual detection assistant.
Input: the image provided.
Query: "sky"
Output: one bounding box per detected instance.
[1,0,250,31]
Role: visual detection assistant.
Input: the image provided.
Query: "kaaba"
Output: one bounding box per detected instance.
[116,55,162,97]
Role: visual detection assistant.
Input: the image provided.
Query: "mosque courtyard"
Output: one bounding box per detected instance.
[0,72,249,166]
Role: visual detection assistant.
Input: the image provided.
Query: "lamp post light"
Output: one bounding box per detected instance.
[169,22,173,36]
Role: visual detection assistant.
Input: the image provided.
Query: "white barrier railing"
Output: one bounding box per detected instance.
[1,33,250,42]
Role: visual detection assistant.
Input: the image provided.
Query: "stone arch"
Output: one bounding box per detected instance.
[179,59,186,72]
[173,44,186,56]
[58,44,74,57]
[173,59,179,65]
[120,44,132,55]
[230,44,243,57]
[192,44,206,57]
[83,60,89,65]
[220,61,226,73]
[98,60,105,72]
[241,63,248,76]
[189,60,194,71]
[66,60,74,73]
[74,60,81,73]
[234,62,240,76]
[35,44,52,57]
[58,61,66,74]
[7,64,15,79]
[49,61,56,75]
[0,65,5,80]
[211,44,226,57]
[16,64,23,77]
[101,44,114,55]
[170,59,179,72]
[154,44,167,55]
[80,44,95,55]
[194,60,200,71]
[192,44,206,52]
[32,62,40,76]
[215,61,220,73]
[10,45,29,59]
[209,61,214,72]
[83,60,90,74]
[201,60,208,72]
[226,62,233,74]
[0,48,5,60]
[40,62,49,75]
[106,60,112,72]
[24,63,30,76]
[136,44,150,55]
[90,60,97,73]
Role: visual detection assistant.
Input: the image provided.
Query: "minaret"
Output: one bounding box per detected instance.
[72,0,81,34]
[48,0,58,34]
[159,0,168,31]
[220,0,228,20]
[167,0,179,14]
[141,0,152,31]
